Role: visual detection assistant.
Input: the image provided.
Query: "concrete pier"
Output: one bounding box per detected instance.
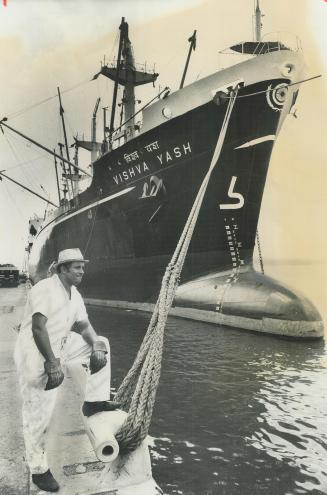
[0,286,28,495]
[0,287,160,494]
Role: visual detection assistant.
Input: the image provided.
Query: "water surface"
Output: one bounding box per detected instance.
[91,306,327,495]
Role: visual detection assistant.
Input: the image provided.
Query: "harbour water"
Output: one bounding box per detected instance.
[90,266,327,495]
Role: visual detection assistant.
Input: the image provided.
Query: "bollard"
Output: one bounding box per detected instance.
[64,360,162,494]
[82,409,127,463]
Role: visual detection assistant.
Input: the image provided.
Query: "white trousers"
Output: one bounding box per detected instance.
[14,332,111,475]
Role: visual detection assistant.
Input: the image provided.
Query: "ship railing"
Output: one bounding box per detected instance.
[219,32,302,63]
[258,31,302,54]
[112,128,127,149]
[103,58,157,75]
[42,202,71,223]
[111,120,142,149]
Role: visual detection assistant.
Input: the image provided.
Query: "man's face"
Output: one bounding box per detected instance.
[62,261,85,286]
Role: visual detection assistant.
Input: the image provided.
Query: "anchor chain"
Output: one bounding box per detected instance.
[256,229,265,275]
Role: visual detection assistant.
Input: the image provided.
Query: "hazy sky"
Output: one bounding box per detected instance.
[0,0,326,317]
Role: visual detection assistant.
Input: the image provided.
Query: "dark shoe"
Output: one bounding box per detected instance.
[82,400,121,417]
[32,469,59,492]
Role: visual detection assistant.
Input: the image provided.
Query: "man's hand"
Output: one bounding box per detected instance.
[89,340,108,374]
[75,320,108,374]
[44,358,64,390]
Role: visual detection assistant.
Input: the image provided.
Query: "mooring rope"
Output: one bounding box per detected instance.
[114,87,239,454]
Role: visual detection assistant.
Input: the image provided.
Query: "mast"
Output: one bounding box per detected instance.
[58,142,71,200]
[57,88,71,164]
[119,91,125,127]
[109,17,126,142]
[103,106,109,152]
[94,18,158,145]
[254,0,263,42]
[57,87,79,197]
[72,141,80,201]
[180,30,197,89]
[74,98,102,166]
[53,149,61,204]
[91,97,101,163]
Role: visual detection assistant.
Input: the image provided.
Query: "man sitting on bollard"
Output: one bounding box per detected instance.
[14,248,119,493]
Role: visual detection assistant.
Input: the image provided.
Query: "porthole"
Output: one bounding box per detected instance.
[162,107,172,119]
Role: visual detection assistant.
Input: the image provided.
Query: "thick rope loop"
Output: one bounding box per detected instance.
[115,89,239,454]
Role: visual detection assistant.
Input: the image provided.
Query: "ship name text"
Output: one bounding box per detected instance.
[113,161,150,185]
[112,141,192,185]
[144,140,160,152]
[124,150,139,163]
[156,141,192,166]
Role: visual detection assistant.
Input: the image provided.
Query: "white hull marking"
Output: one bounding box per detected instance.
[234,134,275,149]
[53,187,135,228]
[219,176,244,210]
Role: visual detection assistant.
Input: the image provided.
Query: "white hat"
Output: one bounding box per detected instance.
[56,248,89,266]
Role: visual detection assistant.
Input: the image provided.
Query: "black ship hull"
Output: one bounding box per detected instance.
[31,78,279,291]
[28,56,323,338]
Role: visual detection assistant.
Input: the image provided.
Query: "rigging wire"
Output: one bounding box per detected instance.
[223,74,321,100]
[3,133,40,193]
[5,78,91,121]
[5,30,119,123]
[107,31,119,62]
[1,152,49,172]
[2,132,56,202]
[1,179,26,220]
[6,94,58,121]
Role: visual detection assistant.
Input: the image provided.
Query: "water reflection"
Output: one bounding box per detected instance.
[248,351,327,494]
[90,306,326,495]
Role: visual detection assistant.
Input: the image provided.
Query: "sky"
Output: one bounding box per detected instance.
[0,0,326,319]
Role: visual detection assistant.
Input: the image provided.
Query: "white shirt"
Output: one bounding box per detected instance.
[18,274,88,354]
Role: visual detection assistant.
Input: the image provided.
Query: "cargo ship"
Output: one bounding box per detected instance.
[2,2,323,338]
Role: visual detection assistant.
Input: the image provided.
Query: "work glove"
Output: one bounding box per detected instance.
[44,358,64,391]
[89,340,108,374]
